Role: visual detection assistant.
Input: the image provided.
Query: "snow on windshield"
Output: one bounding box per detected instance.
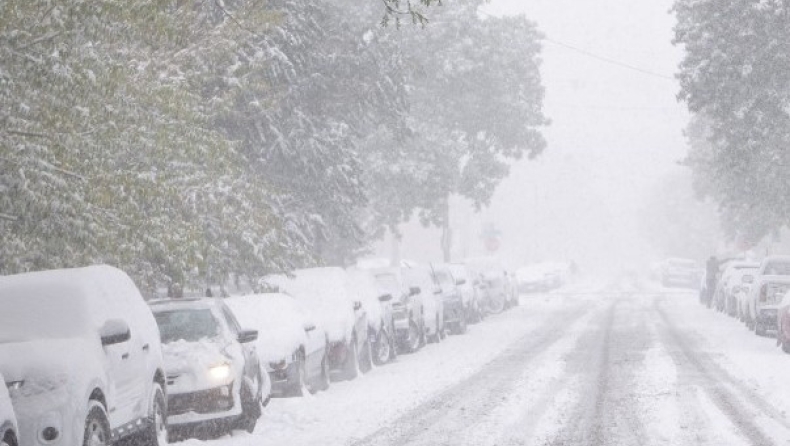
[153,309,220,343]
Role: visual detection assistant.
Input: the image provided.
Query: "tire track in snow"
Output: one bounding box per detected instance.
[542,297,652,446]
[349,299,598,446]
[654,297,790,446]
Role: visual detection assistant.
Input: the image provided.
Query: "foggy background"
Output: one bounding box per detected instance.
[375,0,695,274]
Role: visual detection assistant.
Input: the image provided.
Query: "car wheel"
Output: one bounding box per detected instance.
[359,338,373,374]
[141,383,167,446]
[1,432,16,446]
[291,353,307,396]
[427,315,441,344]
[373,330,391,366]
[83,402,111,446]
[236,380,262,433]
[342,340,359,380]
[402,319,422,354]
[317,351,331,391]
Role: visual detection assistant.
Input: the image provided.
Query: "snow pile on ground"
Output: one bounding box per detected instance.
[225,294,310,363]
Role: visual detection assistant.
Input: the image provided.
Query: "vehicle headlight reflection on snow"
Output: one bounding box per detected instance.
[208,363,231,381]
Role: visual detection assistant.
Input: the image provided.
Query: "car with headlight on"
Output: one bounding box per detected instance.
[225,293,329,397]
[150,298,264,437]
[264,268,372,380]
[1,375,18,446]
[0,266,168,446]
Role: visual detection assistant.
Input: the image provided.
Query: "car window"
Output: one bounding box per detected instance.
[153,309,220,343]
[220,304,242,335]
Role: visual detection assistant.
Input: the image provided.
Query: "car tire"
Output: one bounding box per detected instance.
[359,338,373,374]
[401,319,422,354]
[291,353,307,396]
[140,383,167,446]
[1,431,16,446]
[373,329,392,366]
[317,351,331,391]
[341,340,359,381]
[83,401,111,446]
[427,315,441,344]
[236,380,262,433]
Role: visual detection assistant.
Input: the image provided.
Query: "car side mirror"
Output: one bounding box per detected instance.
[237,329,258,344]
[100,319,131,346]
[378,293,393,302]
[456,279,466,286]
[353,301,362,311]
[304,323,316,333]
[409,286,421,297]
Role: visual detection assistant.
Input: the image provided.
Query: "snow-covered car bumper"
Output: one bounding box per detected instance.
[166,382,242,426]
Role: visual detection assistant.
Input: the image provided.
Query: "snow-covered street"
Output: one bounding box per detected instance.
[184,277,790,446]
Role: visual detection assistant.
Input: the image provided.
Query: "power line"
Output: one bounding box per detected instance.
[477,8,676,81]
[543,38,675,81]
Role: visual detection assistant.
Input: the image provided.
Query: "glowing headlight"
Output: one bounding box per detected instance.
[208,364,231,381]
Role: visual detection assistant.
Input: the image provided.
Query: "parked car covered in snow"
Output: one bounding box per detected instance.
[0,375,18,446]
[714,261,759,314]
[265,268,371,380]
[225,293,329,397]
[660,258,700,288]
[776,291,790,353]
[0,266,168,446]
[369,267,426,353]
[402,267,444,343]
[432,264,468,335]
[448,263,484,323]
[347,268,397,365]
[745,276,790,336]
[150,298,264,436]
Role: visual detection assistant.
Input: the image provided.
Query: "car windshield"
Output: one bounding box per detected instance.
[153,308,220,343]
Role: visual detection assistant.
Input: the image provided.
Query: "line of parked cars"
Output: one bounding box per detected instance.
[0,258,522,446]
[698,255,790,352]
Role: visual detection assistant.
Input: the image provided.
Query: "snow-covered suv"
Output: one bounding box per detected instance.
[149,298,265,437]
[1,375,18,446]
[0,266,167,446]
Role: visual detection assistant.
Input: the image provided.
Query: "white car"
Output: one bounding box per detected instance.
[347,269,397,365]
[368,267,426,354]
[715,261,759,314]
[448,264,484,323]
[265,268,371,380]
[403,266,446,343]
[0,266,167,446]
[1,375,18,446]
[225,293,329,397]
[432,264,469,335]
[745,275,790,336]
[150,298,265,437]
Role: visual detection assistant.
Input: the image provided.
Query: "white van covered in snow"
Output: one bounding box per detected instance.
[0,265,167,446]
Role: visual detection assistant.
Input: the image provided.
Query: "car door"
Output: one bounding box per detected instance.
[220,303,260,391]
[101,315,146,428]
[303,318,324,376]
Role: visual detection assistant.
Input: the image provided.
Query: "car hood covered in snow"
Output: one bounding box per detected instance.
[264,268,357,343]
[161,337,242,393]
[225,294,314,363]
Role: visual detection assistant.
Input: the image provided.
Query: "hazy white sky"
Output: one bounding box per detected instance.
[377,0,692,272]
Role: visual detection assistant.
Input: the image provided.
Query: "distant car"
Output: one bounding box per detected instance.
[266,267,371,380]
[0,375,18,446]
[402,266,445,343]
[777,291,790,353]
[0,266,168,446]
[225,293,329,397]
[448,263,484,323]
[516,265,550,293]
[745,276,790,336]
[661,258,700,288]
[150,298,265,437]
[347,268,398,365]
[715,261,759,314]
[370,267,426,353]
[758,255,790,276]
[432,264,469,335]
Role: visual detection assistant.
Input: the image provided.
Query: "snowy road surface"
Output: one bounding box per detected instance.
[183,278,790,446]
